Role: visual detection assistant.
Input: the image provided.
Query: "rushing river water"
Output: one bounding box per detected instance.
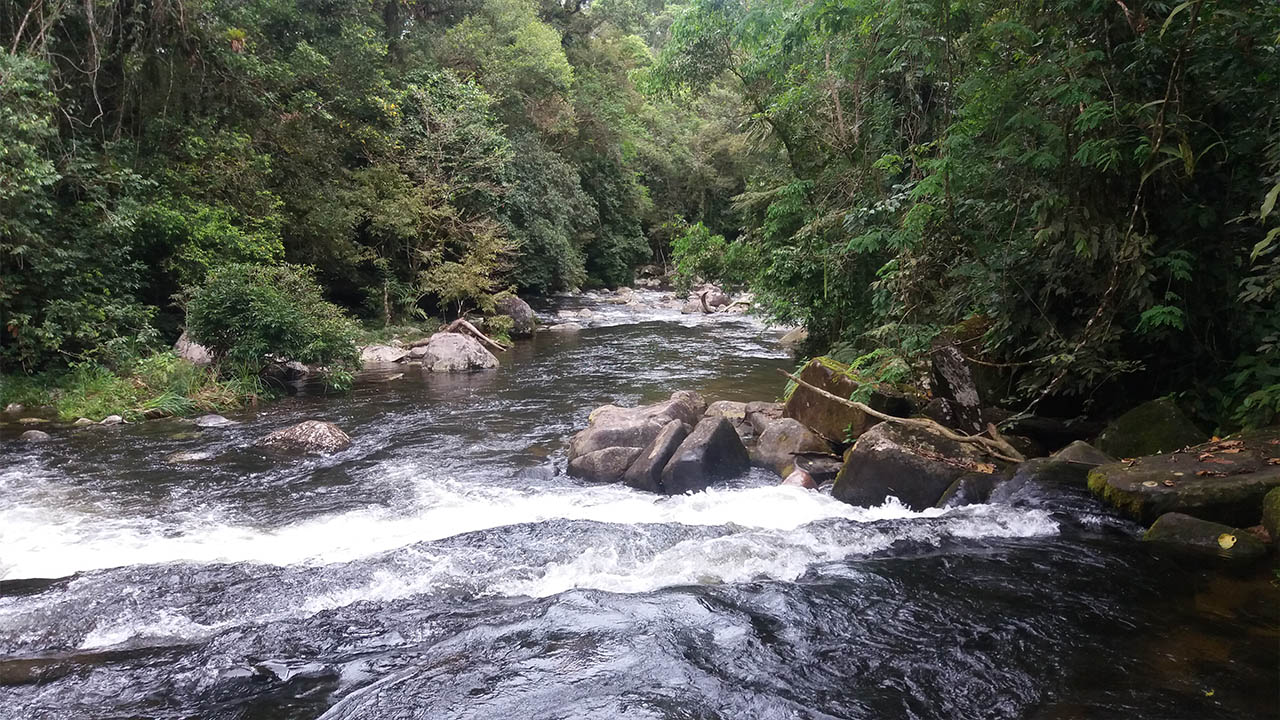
[0,291,1275,720]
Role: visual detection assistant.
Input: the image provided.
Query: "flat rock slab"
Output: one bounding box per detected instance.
[1087,430,1280,526]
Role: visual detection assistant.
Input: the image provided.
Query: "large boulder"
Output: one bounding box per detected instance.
[1087,430,1280,526]
[705,400,750,441]
[745,401,785,435]
[929,345,986,433]
[783,358,873,445]
[832,421,1001,510]
[622,419,689,493]
[419,332,499,372]
[258,420,350,454]
[567,391,706,474]
[568,446,643,483]
[753,418,831,476]
[174,331,213,367]
[1262,487,1280,544]
[660,415,750,494]
[779,328,808,348]
[1094,397,1206,458]
[360,344,408,364]
[496,295,536,337]
[1142,512,1268,561]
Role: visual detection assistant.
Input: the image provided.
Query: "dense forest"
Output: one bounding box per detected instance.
[1,0,1277,428]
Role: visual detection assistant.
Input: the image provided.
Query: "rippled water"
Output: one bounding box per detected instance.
[1,291,1275,719]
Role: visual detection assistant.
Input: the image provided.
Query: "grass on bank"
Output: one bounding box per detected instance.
[0,351,264,422]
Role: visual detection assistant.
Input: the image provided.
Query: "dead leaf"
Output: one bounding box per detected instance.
[1198,452,1214,461]
[1220,447,1243,454]
[1142,480,1158,487]
[1217,533,1237,550]
[1268,457,1280,465]
[1196,470,1227,477]
[973,462,996,474]
[1162,479,1176,487]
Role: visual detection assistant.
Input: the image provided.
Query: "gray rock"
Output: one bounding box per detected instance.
[258,420,350,454]
[1052,440,1115,466]
[706,400,750,440]
[419,333,499,372]
[783,358,873,445]
[195,414,236,428]
[1142,512,1267,561]
[623,419,689,493]
[549,323,583,332]
[781,468,818,490]
[745,401,785,435]
[19,430,51,442]
[929,344,985,433]
[753,418,832,476]
[779,327,808,348]
[360,344,408,364]
[18,417,48,425]
[1095,397,1206,458]
[174,331,213,366]
[568,446,643,483]
[680,300,703,314]
[496,295,537,337]
[99,415,124,426]
[660,415,750,494]
[833,422,1000,511]
[4,403,24,414]
[72,417,94,426]
[568,391,706,461]
[406,345,430,359]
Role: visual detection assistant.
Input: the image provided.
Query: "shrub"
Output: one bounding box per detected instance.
[185,264,361,385]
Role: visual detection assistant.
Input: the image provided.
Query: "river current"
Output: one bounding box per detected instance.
[0,291,1274,719]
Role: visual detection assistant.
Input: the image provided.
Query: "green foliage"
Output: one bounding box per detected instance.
[185,264,361,386]
[669,219,756,292]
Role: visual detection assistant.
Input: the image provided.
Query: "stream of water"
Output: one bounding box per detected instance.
[0,291,1274,719]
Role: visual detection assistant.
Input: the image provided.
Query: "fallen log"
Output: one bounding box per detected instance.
[410,319,511,354]
[776,368,1025,463]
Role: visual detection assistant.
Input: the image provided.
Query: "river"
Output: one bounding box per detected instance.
[0,290,1274,719]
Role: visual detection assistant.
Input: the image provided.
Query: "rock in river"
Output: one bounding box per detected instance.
[832,421,1001,511]
[196,414,236,428]
[258,420,351,454]
[569,391,705,462]
[660,414,750,494]
[1142,512,1267,561]
[496,295,537,337]
[419,332,499,372]
[1087,430,1280,526]
[753,418,831,476]
[20,430,51,442]
[622,419,689,493]
[568,446,643,483]
[360,344,408,364]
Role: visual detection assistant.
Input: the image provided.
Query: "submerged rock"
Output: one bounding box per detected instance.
[496,295,537,337]
[1087,430,1280,526]
[195,414,236,428]
[99,415,124,426]
[753,418,831,476]
[166,450,213,463]
[174,331,213,367]
[832,421,1001,511]
[548,322,583,332]
[1094,397,1205,458]
[1142,512,1267,561]
[360,344,408,364]
[19,430,51,442]
[419,333,499,372]
[660,415,750,494]
[258,420,350,454]
[623,419,689,493]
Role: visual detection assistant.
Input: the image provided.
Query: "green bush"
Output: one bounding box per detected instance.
[185,264,361,386]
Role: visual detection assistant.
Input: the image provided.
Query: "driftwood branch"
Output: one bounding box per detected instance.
[777,368,1025,463]
[442,318,510,353]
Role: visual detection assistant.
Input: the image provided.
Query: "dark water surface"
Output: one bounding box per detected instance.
[1,291,1275,720]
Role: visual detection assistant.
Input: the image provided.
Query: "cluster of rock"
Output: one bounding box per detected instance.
[679,284,748,315]
[359,331,499,373]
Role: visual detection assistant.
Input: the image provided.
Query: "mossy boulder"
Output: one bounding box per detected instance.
[1262,487,1280,544]
[1094,397,1205,458]
[1142,512,1268,561]
[1087,429,1280,526]
[783,357,912,446]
